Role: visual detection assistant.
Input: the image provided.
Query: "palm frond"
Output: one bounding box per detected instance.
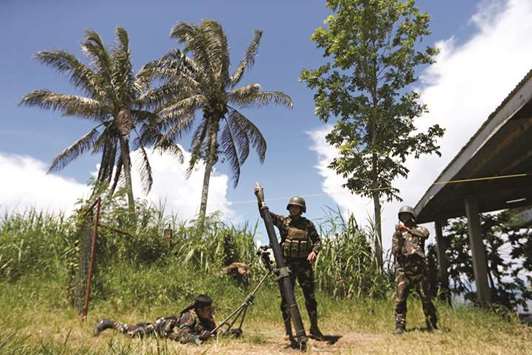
[137,50,185,85]
[225,113,250,164]
[134,143,153,193]
[200,20,230,84]
[227,83,261,103]
[159,95,206,120]
[96,138,117,184]
[48,126,100,172]
[220,121,241,187]
[35,50,103,98]
[82,30,113,89]
[170,22,216,83]
[230,30,262,87]
[228,108,267,162]
[134,115,187,164]
[136,54,201,102]
[162,112,196,140]
[138,82,186,109]
[115,27,129,52]
[19,90,107,119]
[111,27,135,106]
[229,89,293,109]
[135,123,183,161]
[152,136,185,163]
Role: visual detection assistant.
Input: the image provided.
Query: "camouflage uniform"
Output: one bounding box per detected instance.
[392,223,438,332]
[98,309,216,344]
[268,211,322,336]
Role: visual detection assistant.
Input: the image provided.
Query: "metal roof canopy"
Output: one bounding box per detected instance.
[415,70,532,224]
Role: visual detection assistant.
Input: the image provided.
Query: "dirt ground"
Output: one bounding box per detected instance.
[83,323,530,354]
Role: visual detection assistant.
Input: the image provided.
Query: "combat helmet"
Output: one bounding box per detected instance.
[398,206,416,220]
[286,196,306,213]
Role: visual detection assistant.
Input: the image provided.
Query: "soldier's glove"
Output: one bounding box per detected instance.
[396,223,408,232]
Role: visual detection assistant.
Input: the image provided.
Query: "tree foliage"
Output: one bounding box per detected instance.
[139,20,293,224]
[20,28,178,214]
[444,211,532,312]
[301,0,445,267]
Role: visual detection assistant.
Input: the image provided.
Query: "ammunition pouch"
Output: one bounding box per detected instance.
[281,226,312,259]
[281,239,312,259]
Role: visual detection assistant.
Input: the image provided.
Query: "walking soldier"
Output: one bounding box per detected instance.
[392,206,438,334]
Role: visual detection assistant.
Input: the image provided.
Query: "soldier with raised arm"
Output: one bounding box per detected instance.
[261,195,324,340]
[392,206,438,334]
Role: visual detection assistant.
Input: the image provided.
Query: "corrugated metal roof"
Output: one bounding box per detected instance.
[429,68,532,187]
[415,67,532,221]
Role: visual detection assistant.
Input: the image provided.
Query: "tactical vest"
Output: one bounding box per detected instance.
[399,227,428,259]
[280,217,313,259]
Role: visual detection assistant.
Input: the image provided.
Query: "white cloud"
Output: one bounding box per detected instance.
[131,147,234,221]
[0,153,89,214]
[308,127,374,223]
[309,0,532,250]
[0,147,234,221]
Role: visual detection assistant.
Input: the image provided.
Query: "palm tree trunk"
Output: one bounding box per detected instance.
[119,136,135,219]
[198,119,219,228]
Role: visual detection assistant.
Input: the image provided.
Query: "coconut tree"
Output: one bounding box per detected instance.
[140,20,293,225]
[20,27,182,216]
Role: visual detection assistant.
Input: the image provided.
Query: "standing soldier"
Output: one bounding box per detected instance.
[94,294,217,344]
[392,206,438,334]
[263,195,324,340]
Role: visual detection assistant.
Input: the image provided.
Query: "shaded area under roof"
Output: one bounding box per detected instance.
[415,69,532,224]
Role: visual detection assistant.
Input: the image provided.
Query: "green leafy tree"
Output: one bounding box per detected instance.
[301,0,444,268]
[20,28,178,216]
[140,20,293,226]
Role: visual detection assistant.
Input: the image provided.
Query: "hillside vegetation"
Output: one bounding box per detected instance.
[0,199,530,354]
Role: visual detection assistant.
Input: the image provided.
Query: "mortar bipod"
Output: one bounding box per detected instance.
[208,269,272,337]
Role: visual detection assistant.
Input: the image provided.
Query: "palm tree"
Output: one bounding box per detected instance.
[20,28,181,216]
[140,20,293,225]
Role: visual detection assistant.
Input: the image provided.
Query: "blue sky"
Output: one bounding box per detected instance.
[2,0,532,249]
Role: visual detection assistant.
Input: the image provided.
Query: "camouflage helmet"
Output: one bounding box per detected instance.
[398,205,416,219]
[286,196,306,213]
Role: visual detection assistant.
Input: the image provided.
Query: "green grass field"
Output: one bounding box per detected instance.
[0,208,530,354]
[0,276,530,354]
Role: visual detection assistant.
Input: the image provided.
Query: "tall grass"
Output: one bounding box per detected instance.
[1,200,531,354]
[1,197,387,302]
[0,210,74,280]
[316,207,390,299]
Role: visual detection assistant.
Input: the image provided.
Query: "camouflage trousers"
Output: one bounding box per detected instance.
[280,258,318,333]
[111,316,178,338]
[394,257,437,329]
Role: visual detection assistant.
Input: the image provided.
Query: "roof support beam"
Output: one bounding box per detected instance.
[464,196,491,306]
[434,219,451,305]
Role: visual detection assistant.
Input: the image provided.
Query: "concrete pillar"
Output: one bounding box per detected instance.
[464,196,491,306]
[434,219,451,305]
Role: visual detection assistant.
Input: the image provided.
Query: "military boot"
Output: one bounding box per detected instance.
[309,311,325,340]
[282,313,294,342]
[94,319,115,336]
[426,314,438,332]
[394,325,405,335]
[394,315,406,335]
